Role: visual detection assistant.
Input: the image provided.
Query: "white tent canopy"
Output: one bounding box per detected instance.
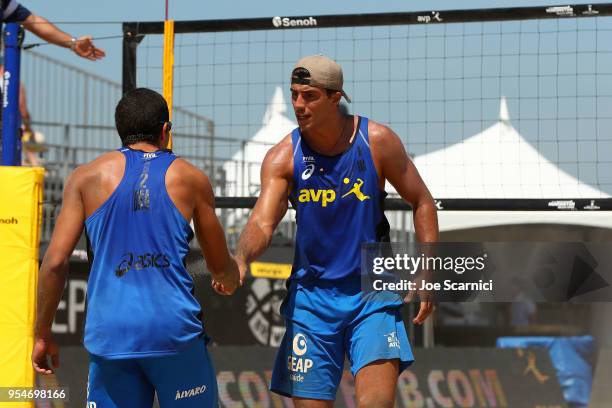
[386,97,611,231]
[223,86,296,197]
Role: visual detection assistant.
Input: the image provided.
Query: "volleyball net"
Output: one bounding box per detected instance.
[122,4,612,211]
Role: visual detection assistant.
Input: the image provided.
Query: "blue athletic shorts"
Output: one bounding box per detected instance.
[86,337,218,407]
[270,277,414,400]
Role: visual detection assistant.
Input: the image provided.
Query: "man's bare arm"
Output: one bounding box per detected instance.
[22,15,105,61]
[19,84,32,132]
[235,139,292,272]
[33,168,85,373]
[191,167,239,294]
[371,124,439,324]
[372,124,439,243]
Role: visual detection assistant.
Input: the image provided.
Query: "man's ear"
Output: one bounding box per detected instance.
[160,122,171,148]
[332,91,342,106]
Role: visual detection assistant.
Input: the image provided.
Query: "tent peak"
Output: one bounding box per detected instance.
[263,86,288,125]
[499,96,510,122]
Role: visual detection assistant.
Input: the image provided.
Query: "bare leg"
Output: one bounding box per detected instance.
[355,359,399,408]
[293,397,334,408]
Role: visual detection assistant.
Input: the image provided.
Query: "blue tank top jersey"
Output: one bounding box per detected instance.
[84,148,202,359]
[289,116,390,282]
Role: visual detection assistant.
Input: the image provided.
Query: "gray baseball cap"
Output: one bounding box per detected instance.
[291,55,351,103]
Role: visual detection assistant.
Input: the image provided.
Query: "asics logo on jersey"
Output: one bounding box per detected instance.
[115,252,171,277]
[297,178,369,207]
[301,164,315,180]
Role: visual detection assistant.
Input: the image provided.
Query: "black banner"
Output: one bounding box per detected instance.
[123,4,612,35]
[47,346,566,408]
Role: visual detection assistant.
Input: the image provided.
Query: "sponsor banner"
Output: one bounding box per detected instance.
[47,346,566,408]
[546,5,575,16]
[417,11,443,23]
[362,242,612,302]
[50,264,89,347]
[250,261,292,279]
[0,166,44,397]
[214,347,566,407]
[271,16,318,28]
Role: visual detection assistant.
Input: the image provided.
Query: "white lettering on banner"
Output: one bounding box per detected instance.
[52,279,87,335]
[272,16,318,28]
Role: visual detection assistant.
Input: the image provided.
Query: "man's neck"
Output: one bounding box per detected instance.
[125,142,161,152]
[302,114,354,156]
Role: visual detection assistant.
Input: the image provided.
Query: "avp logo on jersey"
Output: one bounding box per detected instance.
[288,333,314,382]
[297,177,370,207]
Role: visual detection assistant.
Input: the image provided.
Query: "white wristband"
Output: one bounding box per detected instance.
[70,37,77,51]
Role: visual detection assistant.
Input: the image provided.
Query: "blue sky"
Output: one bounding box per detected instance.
[24,0,611,83]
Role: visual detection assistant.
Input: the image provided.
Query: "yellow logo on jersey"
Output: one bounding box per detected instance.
[341,178,370,201]
[298,178,369,207]
[298,189,336,207]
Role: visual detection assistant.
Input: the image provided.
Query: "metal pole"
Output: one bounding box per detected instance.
[2,23,22,166]
[122,27,143,94]
[209,121,215,188]
[241,140,246,197]
[62,124,70,179]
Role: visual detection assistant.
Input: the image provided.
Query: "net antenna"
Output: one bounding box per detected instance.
[162,0,174,149]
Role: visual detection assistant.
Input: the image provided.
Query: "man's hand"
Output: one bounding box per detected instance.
[413,300,434,325]
[73,36,106,61]
[404,267,435,324]
[22,15,106,61]
[211,257,240,296]
[235,256,248,286]
[32,336,59,375]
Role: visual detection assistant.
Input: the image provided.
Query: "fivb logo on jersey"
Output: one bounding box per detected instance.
[288,333,314,382]
[301,155,316,181]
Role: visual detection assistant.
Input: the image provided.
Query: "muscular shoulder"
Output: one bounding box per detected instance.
[262,134,293,179]
[71,151,123,186]
[167,157,211,190]
[367,119,404,156]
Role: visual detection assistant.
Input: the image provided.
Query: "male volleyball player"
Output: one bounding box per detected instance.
[235,55,439,407]
[32,88,239,407]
